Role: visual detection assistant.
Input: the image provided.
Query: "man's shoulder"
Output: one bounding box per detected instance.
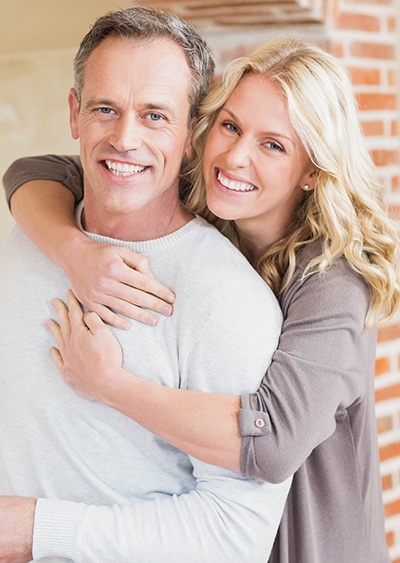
[177,217,280,322]
[186,217,271,292]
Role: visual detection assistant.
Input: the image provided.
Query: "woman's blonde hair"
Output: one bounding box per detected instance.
[185,37,400,326]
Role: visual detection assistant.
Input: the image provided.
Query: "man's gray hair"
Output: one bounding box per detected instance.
[73,6,215,120]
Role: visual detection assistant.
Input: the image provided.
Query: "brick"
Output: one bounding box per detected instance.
[362,120,384,136]
[375,356,390,375]
[384,497,400,517]
[386,529,394,547]
[376,383,400,404]
[392,177,400,191]
[378,324,400,343]
[382,472,393,490]
[337,12,380,31]
[392,120,399,136]
[387,16,396,32]
[389,204,400,220]
[357,93,397,111]
[377,415,393,433]
[388,69,398,87]
[380,441,400,464]
[349,67,380,85]
[351,42,395,60]
[348,0,392,4]
[371,149,400,166]
[331,42,344,58]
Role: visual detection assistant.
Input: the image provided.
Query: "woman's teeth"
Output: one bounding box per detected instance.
[217,170,255,192]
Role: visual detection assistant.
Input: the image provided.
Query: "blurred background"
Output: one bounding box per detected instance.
[1,0,400,560]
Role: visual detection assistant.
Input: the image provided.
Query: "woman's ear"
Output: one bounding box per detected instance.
[301,168,318,192]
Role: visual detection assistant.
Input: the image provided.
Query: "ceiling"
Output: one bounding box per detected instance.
[0,0,129,54]
[1,0,322,55]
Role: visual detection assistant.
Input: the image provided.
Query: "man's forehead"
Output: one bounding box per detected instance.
[82,36,192,109]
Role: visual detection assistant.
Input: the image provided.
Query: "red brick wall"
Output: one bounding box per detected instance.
[149,0,400,558]
[328,2,400,561]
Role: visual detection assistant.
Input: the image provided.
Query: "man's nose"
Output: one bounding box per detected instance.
[109,114,143,153]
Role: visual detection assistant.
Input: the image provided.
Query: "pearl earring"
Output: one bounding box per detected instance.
[303,184,310,191]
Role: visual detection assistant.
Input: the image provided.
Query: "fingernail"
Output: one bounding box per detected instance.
[165,294,175,304]
[161,305,172,316]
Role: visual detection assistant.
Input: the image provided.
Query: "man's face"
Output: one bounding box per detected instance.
[69,36,193,232]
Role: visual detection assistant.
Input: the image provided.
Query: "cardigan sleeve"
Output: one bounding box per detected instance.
[2,154,83,208]
[239,254,374,483]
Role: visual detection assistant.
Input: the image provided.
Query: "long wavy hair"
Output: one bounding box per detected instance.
[184,37,400,326]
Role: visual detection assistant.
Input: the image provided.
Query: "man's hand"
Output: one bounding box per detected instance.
[0,496,35,563]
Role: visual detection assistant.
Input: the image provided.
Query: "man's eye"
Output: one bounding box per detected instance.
[147,113,164,122]
[97,107,114,115]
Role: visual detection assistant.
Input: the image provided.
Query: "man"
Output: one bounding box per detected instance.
[0,7,290,562]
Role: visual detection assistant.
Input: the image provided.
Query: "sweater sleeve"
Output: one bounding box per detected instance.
[33,291,292,562]
[2,154,83,207]
[239,255,373,483]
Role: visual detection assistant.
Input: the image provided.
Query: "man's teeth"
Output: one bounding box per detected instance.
[217,171,255,192]
[105,160,146,176]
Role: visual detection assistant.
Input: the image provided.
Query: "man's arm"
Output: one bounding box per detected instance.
[0,497,35,563]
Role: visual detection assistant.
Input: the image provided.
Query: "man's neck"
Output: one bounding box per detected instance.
[82,199,194,242]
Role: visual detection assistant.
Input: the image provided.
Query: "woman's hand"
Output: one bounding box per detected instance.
[46,290,124,402]
[63,237,175,330]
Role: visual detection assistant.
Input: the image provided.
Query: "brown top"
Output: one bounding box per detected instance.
[240,243,388,562]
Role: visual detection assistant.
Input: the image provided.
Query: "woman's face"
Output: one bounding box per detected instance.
[203,73,315,247]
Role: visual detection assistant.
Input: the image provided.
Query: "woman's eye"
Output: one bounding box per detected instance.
[266,141,284,152]
[222,121,239,134]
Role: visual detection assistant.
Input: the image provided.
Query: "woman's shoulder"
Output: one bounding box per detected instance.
[294,240,362,281]
[281,241,369,316]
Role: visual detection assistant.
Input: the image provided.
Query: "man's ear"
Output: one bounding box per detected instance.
[68,88,80,140]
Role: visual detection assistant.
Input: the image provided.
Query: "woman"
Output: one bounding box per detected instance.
[3,38,399,562]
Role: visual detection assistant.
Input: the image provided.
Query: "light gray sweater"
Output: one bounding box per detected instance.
[0,211,291,562]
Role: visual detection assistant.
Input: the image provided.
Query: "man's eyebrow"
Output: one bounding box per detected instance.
[85,99,115,109]
[141,101,177,116]
[85,99,177,116]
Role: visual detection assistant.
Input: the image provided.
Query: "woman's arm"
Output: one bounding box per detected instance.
[47,291,242,472]
[3,156,175,328]
[47,255,369,481]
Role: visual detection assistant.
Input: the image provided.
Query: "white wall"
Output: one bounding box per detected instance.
[0,0,124,245]
[0,49,78,244]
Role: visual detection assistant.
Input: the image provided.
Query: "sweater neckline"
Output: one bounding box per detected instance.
[75,200,204,253]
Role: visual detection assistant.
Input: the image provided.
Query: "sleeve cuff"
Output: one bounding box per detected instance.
[33,498,84,560]
[239,395,271,437]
